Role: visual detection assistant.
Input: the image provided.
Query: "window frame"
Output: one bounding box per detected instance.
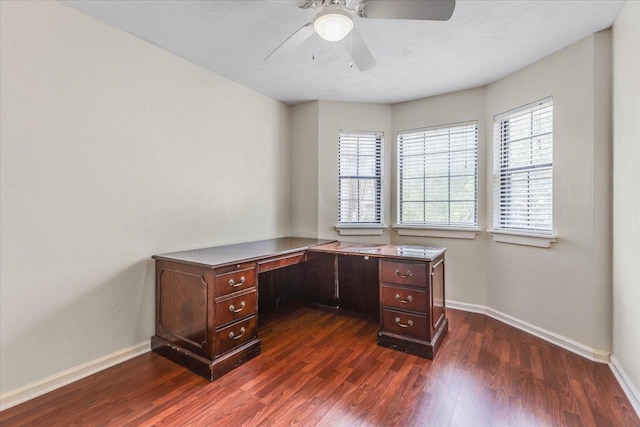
[337,130,384,228]
[489,97,556,247]
[396,121,479,231]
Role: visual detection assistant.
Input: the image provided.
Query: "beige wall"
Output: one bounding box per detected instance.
[2,0,630,404]
[317,101,393,242]
[0,1,291,394]
[290,101,319,238]
[485,32,612,352]
[289,101,393,243]
[290,33,613,354]
[612,0,640,396]
[391,88,489,306]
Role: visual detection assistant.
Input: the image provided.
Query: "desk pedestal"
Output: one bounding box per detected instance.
[376,255,447,359]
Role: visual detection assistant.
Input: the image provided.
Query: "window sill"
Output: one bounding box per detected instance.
[335,225,388,236]
[488,229,557,248]
[393,225,480,240]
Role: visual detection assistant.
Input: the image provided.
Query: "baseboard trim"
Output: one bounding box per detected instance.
[0,341,150,412]
[446,300,611,364]
[0,306,626,413]
[609,356,640,417]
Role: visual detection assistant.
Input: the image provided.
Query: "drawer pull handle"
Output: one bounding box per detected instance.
[394,317,414,328]
[394,293,413,304]
[228,276,246,287]
[394,269,413,278]
[229,301,246,313]
[229,327,245,340]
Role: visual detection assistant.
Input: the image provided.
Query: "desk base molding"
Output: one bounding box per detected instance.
[151,336,262,381]
[377,317,448,359]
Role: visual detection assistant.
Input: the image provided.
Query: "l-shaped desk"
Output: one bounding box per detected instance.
[151,237,447,380]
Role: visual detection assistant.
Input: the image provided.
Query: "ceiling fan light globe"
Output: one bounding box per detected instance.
[313,10,353,42]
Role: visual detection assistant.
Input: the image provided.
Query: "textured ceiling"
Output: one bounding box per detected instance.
[62,0,624,105]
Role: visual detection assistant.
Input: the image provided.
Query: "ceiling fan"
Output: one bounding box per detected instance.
[264,0,456,71]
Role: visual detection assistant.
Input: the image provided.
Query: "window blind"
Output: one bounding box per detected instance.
[338,131,383,224]
[398,122,478,227]
[493,98,553,234]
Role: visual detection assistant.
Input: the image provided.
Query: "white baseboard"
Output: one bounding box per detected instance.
[446,300,611,364]
[609,356,640,417]
[0,341,150,412]
[2,308,632,415]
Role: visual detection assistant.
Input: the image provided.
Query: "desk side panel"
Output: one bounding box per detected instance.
[155,260,212,358]
[431,255,446,333]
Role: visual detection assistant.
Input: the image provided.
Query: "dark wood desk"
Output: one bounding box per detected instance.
[151,237,447,380]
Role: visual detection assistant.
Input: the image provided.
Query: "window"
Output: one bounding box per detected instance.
[493,98,553,234]
[397,122,478,228]
[338,131,383,225]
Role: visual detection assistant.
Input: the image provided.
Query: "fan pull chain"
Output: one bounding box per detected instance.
[312,33,316,60]
[349,32,353,68]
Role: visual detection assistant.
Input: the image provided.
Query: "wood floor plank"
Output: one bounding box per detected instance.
[1,307,638,427]
[403,364,465,427]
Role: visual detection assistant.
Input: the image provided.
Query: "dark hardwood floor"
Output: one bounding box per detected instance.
[1,306,638,426]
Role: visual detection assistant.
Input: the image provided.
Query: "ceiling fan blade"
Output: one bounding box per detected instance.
[362,0,456,21]
[264,22,314,61]
[343,27,376,72]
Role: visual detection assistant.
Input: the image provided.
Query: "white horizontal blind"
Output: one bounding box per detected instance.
[338,131,383,224]
[398,122,478,227]
[493,98,553,233]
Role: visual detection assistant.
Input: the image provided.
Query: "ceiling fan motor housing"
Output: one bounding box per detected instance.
[269,0,455,70]
[313,9,354,42]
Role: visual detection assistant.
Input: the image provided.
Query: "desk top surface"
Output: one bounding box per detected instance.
[153,237,446,268]
[152,237,335,268]
[310,241,446,262]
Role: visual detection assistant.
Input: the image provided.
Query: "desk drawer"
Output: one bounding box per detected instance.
[258,251,306,273]
[381,309,429,341]
[381,284,428,313]
[215,316,257,357]
[214,265,256,297]
[215,289,257,327]
[380,260,427,287]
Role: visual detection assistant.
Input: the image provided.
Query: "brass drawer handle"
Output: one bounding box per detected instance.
[229,301,246,313]
[394,269,412,278]
[394,293,413,304]
[228,276,246,287]
[394,317,414,328]
[229,326,245,340]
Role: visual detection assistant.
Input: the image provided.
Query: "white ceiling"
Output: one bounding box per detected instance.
[62,0,624,105]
